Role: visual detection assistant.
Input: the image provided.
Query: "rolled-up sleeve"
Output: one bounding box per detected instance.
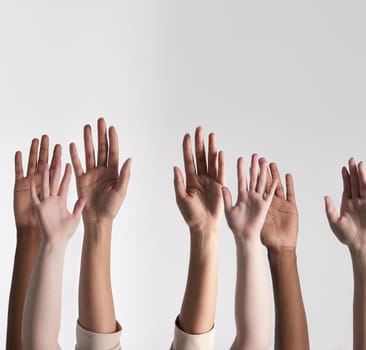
[170,319,215,350]
[75,321,122,350]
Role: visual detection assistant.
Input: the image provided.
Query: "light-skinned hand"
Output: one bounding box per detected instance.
[30,147,85,245]
[222,154,277,242]
[325,157,366,251]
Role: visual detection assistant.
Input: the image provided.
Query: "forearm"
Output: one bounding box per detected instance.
[79,221,116,333]
[231,238,272,350]
[269,248,309,350]
[350,248,366,350]
[22,240,65,350]
[7,229,40,350]
[178,229,218,334]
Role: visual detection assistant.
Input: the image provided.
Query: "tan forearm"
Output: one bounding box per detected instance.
[178,229,218,335]
[350,248,366,350]
[78,221,116,333]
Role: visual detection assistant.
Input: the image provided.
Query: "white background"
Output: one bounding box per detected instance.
[1,1,365,349]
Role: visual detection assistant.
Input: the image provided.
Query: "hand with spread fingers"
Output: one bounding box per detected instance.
[173,127,225,234]
[262,163,309,350]
[222,155,277,242]
[7,136,61,350]
[71,118,130,339]
[171,127,225,343]
[223,154,276,350]
[22,148,85,350]
[261,163,298,251]
[70,118,131,226]
[325,158,366,350]
[325,158,366,250]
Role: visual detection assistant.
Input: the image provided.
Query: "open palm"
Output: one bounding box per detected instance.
[174,127,225,233]
[70,118,131,225]
[261,163,298,251]
[325,159,366,249]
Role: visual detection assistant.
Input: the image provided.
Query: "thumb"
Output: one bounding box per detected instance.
[222,186,233,213]
[324,196,340,227]
[173,166,186,200]
[73,198,86,218]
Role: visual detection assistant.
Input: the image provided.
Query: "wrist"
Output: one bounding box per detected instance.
[349,246,366,271]
[268,247,297,267]
[40,238,68,253]
[83,220,113,241]
[16,226,41,242]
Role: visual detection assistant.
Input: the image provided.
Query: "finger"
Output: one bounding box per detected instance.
[341,166,351,200]
[249,153,259,191]
[207,133,218,178]
[183,134,196,178]
[256,157,268,194]
[265,178,278,203]
[174,166,186,200]
[349,157,360,198]
[30,180,41,206]
[115,158,132,193]
[27,138,39,176]
[50,149,62,195]
[50,145,62,190]
[108,126,119,169]
[36,134,49,173]
[72,198,86,218]
[358,161,366,197]
[217,150,226,185]
[42,164,50,199]
[324,196,340,227]
[286,173,296,203]
[97,117,108,167]
[269,162,285,198]
[222,186,233,213]
[194,126,208,175]
[70,143,84,177]
[265,166,272,194]
[237,157,247,201]
[84,124,96,170]
[58,163,72,198]
[50,144,62,175]
[15,151,24,180]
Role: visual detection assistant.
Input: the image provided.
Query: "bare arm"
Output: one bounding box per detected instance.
[70,118,131,333]
[325,158,366,350]
[6,136,50,350]
[223,155,276,350]
[173,127,225,334]
[22,150,85,350]
[262,163,309,350]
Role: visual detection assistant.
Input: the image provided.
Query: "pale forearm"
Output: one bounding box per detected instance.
[79,221,116,333]
[231,238,272,350]
[7,230,40,350]
[179,229,218,335]
[269,248,309,350]
[350,248,366,350]
[22,241,65,350]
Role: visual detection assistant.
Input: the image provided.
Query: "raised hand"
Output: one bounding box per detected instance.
[14,135,50,231]
[223,154,276,350]
[261,163,298,251]
[23,147,85,350]
[173,126,225,234]
[70,118,131,225]
[222,155,277,242]
[325,158,366,250]
[30,147,85,244]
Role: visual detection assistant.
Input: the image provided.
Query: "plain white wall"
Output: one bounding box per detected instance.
[1,1,366,348]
